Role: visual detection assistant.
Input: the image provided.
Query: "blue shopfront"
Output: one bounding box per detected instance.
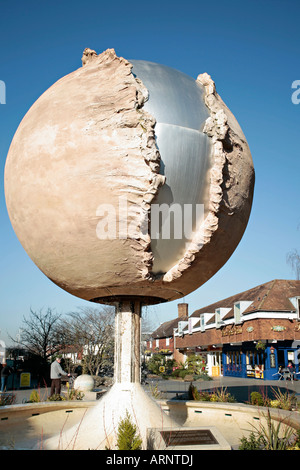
[222,341,300,380]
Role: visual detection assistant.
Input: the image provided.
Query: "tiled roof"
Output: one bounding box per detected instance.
[150,280,300,337]
[150,315,188,339]
[191,279,300,323]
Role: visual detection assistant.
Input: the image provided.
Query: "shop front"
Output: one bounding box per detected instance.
[223,344,245,378]
[191,347,223,377]
[266,340,300,380]
[222,341,300,380]
[244,347,266,379]
[207,348,223,377]
[223,343,267,379]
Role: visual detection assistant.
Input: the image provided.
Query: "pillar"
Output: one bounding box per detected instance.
[114,300,141,383]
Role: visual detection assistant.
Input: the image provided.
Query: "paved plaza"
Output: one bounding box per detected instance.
[9,375,300,404]
[149,376,300,402]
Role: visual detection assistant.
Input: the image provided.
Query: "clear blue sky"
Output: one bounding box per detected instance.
[0,0,299,346]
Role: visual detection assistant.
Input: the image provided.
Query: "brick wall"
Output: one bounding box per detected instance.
[176,318,300,349]
[146,336,174,354]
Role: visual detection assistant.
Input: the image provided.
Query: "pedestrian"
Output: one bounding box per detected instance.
[287,360,296,380]
[1,363,12,392]
[50,356,70,396]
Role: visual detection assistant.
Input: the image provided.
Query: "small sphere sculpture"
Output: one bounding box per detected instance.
[73,374,94,392]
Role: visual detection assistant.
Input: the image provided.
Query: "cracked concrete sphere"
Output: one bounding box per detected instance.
[4,48,254,305]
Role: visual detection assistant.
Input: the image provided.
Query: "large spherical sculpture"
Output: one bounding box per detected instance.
[4,48,254,449]
[5,48,254,304]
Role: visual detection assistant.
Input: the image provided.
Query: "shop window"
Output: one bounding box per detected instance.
[246,350,265,378]
[287,351,295,363]
[226,352,231,364]
[212,353,220,367]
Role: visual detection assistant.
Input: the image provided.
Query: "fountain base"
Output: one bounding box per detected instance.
[42,382,176,450]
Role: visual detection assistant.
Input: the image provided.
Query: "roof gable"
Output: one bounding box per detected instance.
[151,315,188,339]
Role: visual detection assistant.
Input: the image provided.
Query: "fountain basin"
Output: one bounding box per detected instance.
[1,395,299,450]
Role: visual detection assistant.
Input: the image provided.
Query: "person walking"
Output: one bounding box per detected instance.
[50,356,70,396]
[1,363,12,392]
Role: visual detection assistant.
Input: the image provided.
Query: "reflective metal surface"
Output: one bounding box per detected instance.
[131,60,209,129]
[131,61,212,274]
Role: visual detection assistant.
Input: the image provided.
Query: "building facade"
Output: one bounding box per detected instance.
[150,280,300,381]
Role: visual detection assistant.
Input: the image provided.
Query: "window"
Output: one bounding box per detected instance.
[289,296,300,320]
[215,308,229,327]
[166,337,170,346]
[215,308,221,327]
[200,315,205,332]
[288,351,295,362]
[234,302,241,323]
[156,339,159,348]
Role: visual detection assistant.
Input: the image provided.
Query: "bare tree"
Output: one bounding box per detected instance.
[286,220,300,280]
[141,306,156,335]
[287,248,300,280]
[59,305,115,376]
[15,308,61,361]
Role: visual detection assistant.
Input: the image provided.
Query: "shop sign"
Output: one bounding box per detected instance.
[271,325,286,332]
[20,372,31,388]
[270,353,276,368]
[221,325,242,337]
[288,351,295,361]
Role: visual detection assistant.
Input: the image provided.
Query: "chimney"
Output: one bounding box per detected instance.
[178,303,188,319]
